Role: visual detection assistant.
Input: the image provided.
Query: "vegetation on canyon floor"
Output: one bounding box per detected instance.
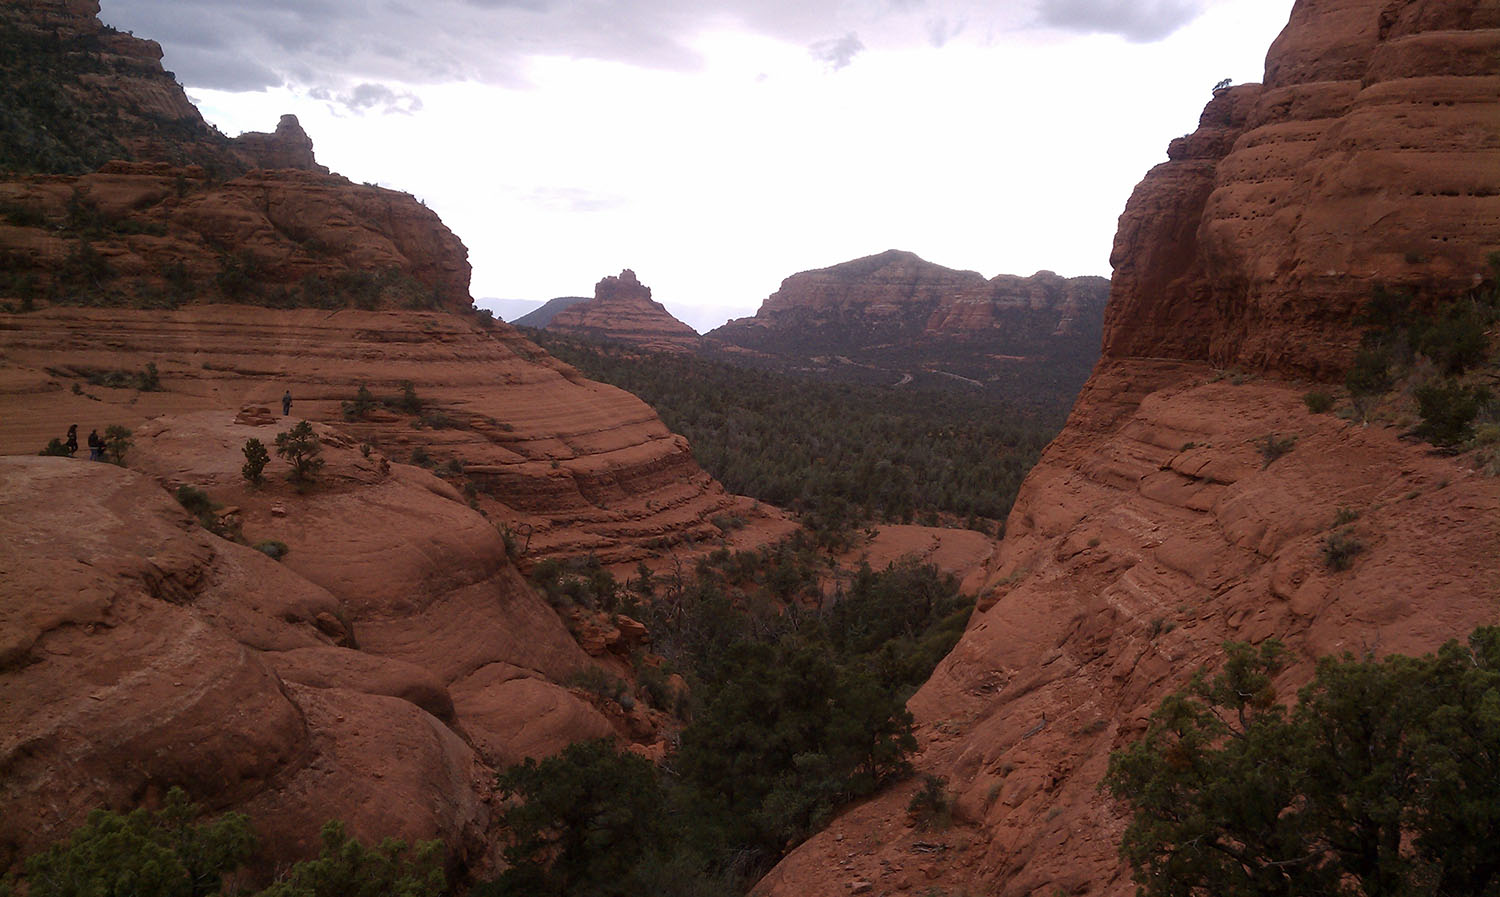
[483,547,969,895]
[1,788,444,897]
[527,330,1065,529]
[1106,627,1500,897]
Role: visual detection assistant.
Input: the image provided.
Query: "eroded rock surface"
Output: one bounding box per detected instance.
[0,307,788,564]
[543,269,703,353]
[759,2,1500,894]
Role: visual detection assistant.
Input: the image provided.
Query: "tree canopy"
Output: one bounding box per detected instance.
[1105,628,1500,897]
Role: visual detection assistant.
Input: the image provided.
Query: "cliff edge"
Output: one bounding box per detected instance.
[758,2,1500,894]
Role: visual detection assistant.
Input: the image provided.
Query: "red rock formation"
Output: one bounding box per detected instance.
[0,0,326,177]
[229,114,330,174]
[0,307,789,566]
[707,250,1109,404]
[760,2,1500,895]
[0,160,473,313]
[544,269,703,353]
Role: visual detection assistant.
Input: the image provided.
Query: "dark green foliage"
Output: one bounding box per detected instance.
[274,421,324,483]
[1345,345,1393,418]
[39,438,71,457]
[497,545,963,893]
[215,252,263,302]
[341,384,376,421]
[174,484,217,518]
[1413,379,1492,447]
[253,821,443,897]
[22,787,254,897]
[482,741,676,897]
[1414,300,1491,376]
[1105,630,1500,897]
[1255,433,1296,468]
[528,331,1060,524]
[395,381,422,414]
[530,555,623,611]
[253,540,289,561]
[1302,390,1334,414]
[102,424,131,466]
[1322,528,1364,570]
[907,775,954,831]
[241,438,269,485]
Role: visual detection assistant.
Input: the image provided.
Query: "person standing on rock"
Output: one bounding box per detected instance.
[282,390,293,416]
[87,428,103,461]
[65,424,78,457]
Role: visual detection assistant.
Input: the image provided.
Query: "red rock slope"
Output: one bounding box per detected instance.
[543,269,703,353]
[757,2,1500,895]
[0,306,785,565]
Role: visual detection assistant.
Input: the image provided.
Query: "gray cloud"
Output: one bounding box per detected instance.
[309,83,424,115]
[1034,0,1210,42]
[95,0,1219,97]
[809,32,865,70]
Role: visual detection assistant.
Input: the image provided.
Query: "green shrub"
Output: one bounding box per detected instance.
[341,384,376,421]
[174,483,217,517]
[1413,379,1492,447]
[253,540,289,561]
[102,424,131,466]
[907,774,954,831]
[39,438,71,457]
[1322,528,1364,571]
[1106,630,1500,897]
[1303,390,1334,414]
[1256,433,1297,468]
[1415,301,1490,376]
[22,787,254,897]
[1332,507,1359,527]
[254,820,444,897]
[242,437,269,484]
[395,380,421,414]
[274,420,324,483]
[1346,345,1393,419]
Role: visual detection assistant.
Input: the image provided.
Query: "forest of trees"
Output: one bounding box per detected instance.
[526,331,1067,528]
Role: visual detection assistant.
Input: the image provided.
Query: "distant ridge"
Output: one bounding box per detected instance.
[513,296,590,327]
[705,249,1109,407]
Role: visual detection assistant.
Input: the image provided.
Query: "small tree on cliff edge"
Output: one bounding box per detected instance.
[1105,629,1500,897]
[274,421,324,484]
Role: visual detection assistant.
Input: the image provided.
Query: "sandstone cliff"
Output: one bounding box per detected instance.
[0,0,795,876]
[758,2,1500,895]
[542,269,703,353]
[707,250,1109,406]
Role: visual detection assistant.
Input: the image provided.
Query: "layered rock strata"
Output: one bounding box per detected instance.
[542,270,703,353]
[760,1,1500,894]
[0,306,786,565]
[707,250,1109,405]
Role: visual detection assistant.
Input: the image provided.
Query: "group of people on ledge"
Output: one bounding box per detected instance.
[60,424,106,461]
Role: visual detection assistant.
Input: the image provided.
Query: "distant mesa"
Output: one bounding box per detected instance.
[513,295,591,328]
[706,249,1110,407]
[537,269,703,353]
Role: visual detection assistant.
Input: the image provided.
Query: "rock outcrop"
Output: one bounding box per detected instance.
[0,0,324,177]
[0,306,788,565]
[542,270,703,353]
[0,161,473,311]
[759,2,1500,895]
[707,250,1109,407]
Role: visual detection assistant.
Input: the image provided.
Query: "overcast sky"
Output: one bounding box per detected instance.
[98,0,1294,329]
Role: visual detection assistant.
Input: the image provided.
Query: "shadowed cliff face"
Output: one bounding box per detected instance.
[759,2,1500,895]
